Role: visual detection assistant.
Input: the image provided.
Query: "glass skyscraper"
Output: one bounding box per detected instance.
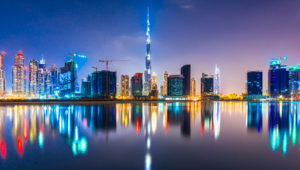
[247,71,263,96]
[59,60,76,97]
[180,64,191,96]
[131,73,143,97]
[0,52,5,95]
[201,73,214,96]
[268,58,289,98]
[289,65,300,99]
[144,8,152,93]
[91,70,116,99]
[12,50,26,95]
[29,59,38,96]
[167,75,184,97]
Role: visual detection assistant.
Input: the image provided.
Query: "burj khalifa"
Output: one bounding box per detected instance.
[144,8,152,92]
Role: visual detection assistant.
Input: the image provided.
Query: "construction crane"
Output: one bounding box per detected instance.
[92,66,99,72]
[98,59,129,71]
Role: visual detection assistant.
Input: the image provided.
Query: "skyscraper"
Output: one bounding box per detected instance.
[201,73,214,96]
[50,64,59,96]
[81,75,92,97]
[12,50,26,95]
[191,77,196,96]
[131,73,143,97]
[181,64,191,96]
[37,58,46,96]
[163,71,168,96]
[144,8,152,93]
[149,72,158,98]
[247,71,263,97]
[289,65,300,99]
[268,58,289,98]
[59,60,76,97]
[214,65,220,95]
[167,75,184,97]
[0,52,5,95]
[29,59,38,96]
[121,75,129,97]
[91,70,116,99]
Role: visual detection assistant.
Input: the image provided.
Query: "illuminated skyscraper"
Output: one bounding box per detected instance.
[247,71,263,95]
[149,72,158,98]
[12,50,26,95]
[167,75,184,97]
[59,60,76,97]
[191,77,196,96]
[50,64,59,96]
[214,65,220,95]
[0,52,5,94]
[289,65,300,99]
[201,73,214,96]
[131,73,143,97]
[163,71,168,96]
[268,58,289,98]
[181,64,191,96]
[29,59,38,95]
[91,70,116,99]
[37,58,46,96]
[144,8,152,93]
[121,75,129,97]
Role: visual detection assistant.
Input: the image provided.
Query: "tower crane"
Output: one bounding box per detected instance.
[98,59,129,71]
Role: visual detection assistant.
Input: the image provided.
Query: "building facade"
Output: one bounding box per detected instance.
[121,75,129,97]
[167,75,184,97]
[247,71,263,96]
[131,73,143,97]
[181,64,191,96]
[28,59,38,95]
[12,50,26,95]
[0,52,5,94]
[59,60,76,97]
[50,64,59,96]
[201,73,214,96]
[81,75,92,97]
[268,58,289,98]
[91,70,116,99]
[163,71,168,96]
[191,77,196,96]
[289,65,300,99]
[214,64,220,95]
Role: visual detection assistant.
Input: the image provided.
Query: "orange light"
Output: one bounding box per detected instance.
[17,137,23,155]
[201,123,203,136]
[23,118,28,142]
[136,119,139,134]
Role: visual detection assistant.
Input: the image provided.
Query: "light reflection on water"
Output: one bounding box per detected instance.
[0,101,299,169]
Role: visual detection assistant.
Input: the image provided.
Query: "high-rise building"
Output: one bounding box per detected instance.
[268,58,289,98]
[37,58,46,96]
[81,75,92,98]
[167,75,184,97]
[0,52,5,94]
[247,71,263,97]
[163,71,168,96]
[131,73,143,97]
[121,75,129,97]
[289,65,300,99]
[214,64,220,95]
[28,59,38,95]
[91,70,116,99]
[59,60,76,97]
[144,8,152,93]
[149,72,158,98]
[181,64,191,96]
[201,73,214,96]
[50,64,59,96]
[12,50,26,95]
[191,77,196,96]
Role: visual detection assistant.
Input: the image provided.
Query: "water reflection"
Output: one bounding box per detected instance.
[0,102,300,169]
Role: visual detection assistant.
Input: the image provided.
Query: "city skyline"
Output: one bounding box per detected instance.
[1,0,300,95]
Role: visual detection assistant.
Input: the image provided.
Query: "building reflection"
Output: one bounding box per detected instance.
[247,102,263,133]
[200,102,221,139]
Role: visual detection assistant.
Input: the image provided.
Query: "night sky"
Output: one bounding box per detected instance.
[1,0,300,94]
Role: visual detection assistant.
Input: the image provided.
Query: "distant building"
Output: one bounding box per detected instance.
[91,70,116,99]
[191,77,196,96]
[246,71,263,99]
[0,52,5,94]
[131,73,143,97]
[201,73,214,96]
[167,75,184,97]
[268,58,289,98]
[50,64,59,96]
[214,65,220,95]
[163,71,168,96]
[81,75,92,97]
[28,59,38,95]
[181,64,191,96]
[289,65,300,99]
[149,72,158,98]
[160,85,164,96]
[121,75,129,97]
[37,58,46,96]
[12,50,26,95]
[59,60,76,97]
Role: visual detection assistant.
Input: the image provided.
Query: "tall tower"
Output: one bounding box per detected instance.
[144,7,152,93]
[29,59,38,95]
[12,50,26,95]
[214,65,220,95]
[0,51,5,94]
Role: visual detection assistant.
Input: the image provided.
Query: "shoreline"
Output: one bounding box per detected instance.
[0,98,299,105]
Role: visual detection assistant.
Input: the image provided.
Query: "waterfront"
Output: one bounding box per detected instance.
[0,101,300,169]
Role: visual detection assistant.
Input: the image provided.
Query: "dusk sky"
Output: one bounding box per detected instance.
[1,0,300,94]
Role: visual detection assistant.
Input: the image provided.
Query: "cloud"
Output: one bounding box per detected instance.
[168,0,194,10]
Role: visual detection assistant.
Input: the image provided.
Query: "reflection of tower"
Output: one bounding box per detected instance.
[0,108,6,158]
[247,102,262,133]
[213,101,220,139]
[144,8,152,93]
[143,103,152,170]
[200,102,214,136]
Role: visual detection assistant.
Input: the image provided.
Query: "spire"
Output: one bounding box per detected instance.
[144,7,152,92]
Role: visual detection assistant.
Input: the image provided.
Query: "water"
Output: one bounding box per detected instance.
[0,101,299,170]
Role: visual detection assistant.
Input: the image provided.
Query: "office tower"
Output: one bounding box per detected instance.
[0,52,5,94]
[167,75,184,97]
[163,71,168,96]
[12,50,26,95]
[181,64,191,96]
[160,85,164,96]
[121,75,129,97]
[28,59,38,95]
[59,60,76,97]
[247,71,263,97]
[37,58,46,96]
[201,73,214,96]
[81,75,92,97]
[289,65,300,99]
[144,8,152,93]
[268,58,289,98]
[191,77,196,96]
[214,64,220,95]
[131,73,143,97]
[149,72,158,98]
[50,64,59,96]
[91,70,116,99]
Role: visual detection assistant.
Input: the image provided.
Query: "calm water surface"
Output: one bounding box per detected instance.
[0,101,299,170]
